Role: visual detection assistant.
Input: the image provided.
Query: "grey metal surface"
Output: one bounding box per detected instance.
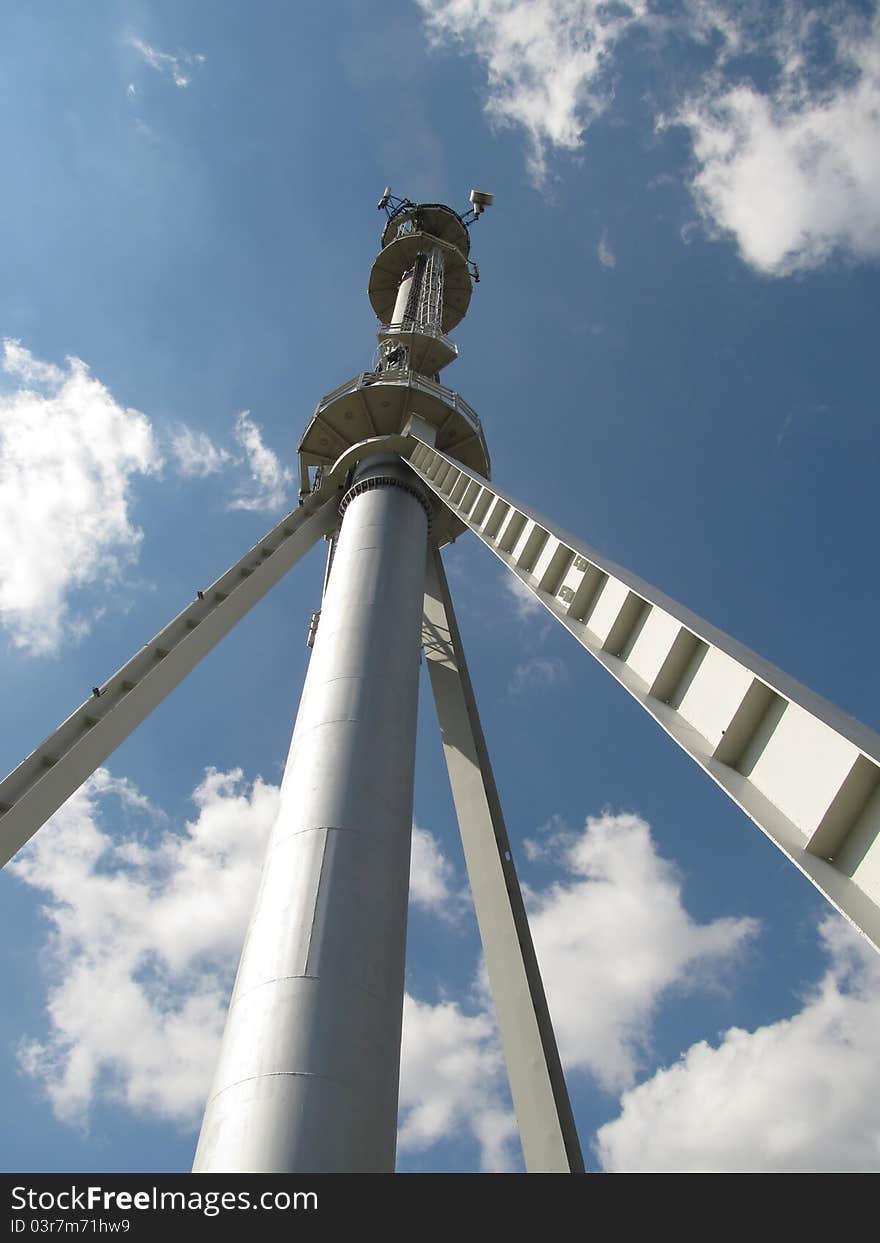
[193,456,429,1173]
[0,489,341,869]
[422,545,584,1173]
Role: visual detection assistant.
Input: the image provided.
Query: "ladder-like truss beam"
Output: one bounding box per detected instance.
[0,490,341,868]
[407,435,880,952]
[423,544,584,1173]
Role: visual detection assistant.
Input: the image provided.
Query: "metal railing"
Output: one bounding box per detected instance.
[377,321,458,355]
[315,371,483,436]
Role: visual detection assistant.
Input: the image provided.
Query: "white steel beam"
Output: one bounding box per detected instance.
[407,435,880,952]
[423,544,584,1173]
[0,488,342,868]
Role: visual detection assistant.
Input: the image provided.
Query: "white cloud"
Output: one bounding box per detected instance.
[502,572,543,621]
[0,344,300,651]
[410,823,458,915]
[127,37,206,89]
[401,808,758,1168]
[9,767,278,1125]
[398,995,517,1171]
[168,425,232,478]
[508,655,568,696]
[26,778,837,1171]
[597,915,880,1171]
[0,340,161,655]
[671,6,880,274]
[229,412,293,513]
[10,772,470,1136]
[419,1,880,274]
[523,811,570,862]
[2,339,65,386]
[597,230,616,268]
[417,0,648,181]
[526,810,758,1091]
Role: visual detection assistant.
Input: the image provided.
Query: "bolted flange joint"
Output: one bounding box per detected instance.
[339,470,433,530]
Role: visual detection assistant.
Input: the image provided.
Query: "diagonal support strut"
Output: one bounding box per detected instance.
[422,541,584,1173]
[0,489,342,868]
[407,433,880,953]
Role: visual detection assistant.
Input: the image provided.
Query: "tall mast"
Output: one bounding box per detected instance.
[3,185,876,1173]
[193,194,491,1172]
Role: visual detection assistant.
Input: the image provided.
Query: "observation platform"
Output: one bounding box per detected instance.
[376,321,458,376]
[370,204,473,333]
[298,368,490,480]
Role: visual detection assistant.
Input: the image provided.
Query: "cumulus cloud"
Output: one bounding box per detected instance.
[9,767,278,1124]
[419,1,880,273]
[28,779,849,1172]
[168,426,232,478]
[417,0,648,181]
[527,810,758,1091]
[10,772,469,1138]
[229,412,293,513]
[399,996,517,1171]
[597,915,880,1171]
[127,37,206,88]
[409,823,458,916]
[400,809,759,1168]
[670,6,880,274]
[0,340,160,655]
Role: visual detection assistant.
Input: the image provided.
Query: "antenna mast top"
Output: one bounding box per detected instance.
[369,188,493,332]
[298,189,494,517]
[378,196,471,255]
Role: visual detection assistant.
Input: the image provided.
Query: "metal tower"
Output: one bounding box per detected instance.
[2,191,879,1173]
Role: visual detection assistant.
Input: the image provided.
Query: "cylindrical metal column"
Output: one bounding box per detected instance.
[193,456,430,1172]
[392,271,416,325]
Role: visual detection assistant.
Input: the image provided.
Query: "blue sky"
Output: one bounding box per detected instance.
[0,0,879,1173]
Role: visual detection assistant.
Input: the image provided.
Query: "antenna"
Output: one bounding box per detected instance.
[469,188,494,216]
